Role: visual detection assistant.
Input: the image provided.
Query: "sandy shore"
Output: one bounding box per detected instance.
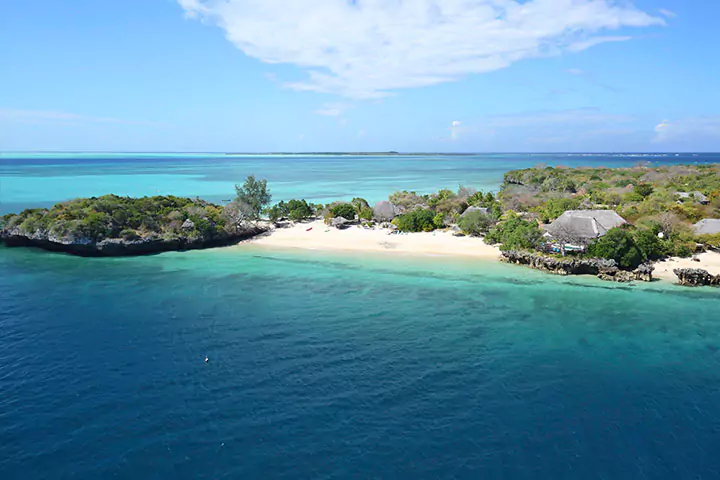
[653,252,720,282]
[242,220,502,259]
[242,220,720,284]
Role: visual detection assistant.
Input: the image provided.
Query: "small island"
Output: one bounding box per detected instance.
[0,177,271,256]
[3,165,720,287]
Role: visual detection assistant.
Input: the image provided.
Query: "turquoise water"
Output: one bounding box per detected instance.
[2,152,717,214]
[2,153,720,478]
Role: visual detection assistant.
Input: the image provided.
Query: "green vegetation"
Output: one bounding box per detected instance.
[392,209,438,232]
[484,214,544,251]
[496,164,720,262]
[458,209,494,236]
[234,175,272,220]
[267,199,315,222]
[329,203,357,221]
[1,195,233,243]
[586,228,643,269]
[0,176,272,250]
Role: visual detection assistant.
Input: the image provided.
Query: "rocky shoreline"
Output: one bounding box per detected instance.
[501,250,654,283]
[673,268,720,287]
[0,225,268,257]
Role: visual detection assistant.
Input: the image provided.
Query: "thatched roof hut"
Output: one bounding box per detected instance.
[330,217,350,229]
[694,219,720,235]
[675,191,709,204]
[546,210,627,242]
[461,206,488,217]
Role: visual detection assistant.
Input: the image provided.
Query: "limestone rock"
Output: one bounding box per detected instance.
[673,268,720,287]
[501,250,654,282]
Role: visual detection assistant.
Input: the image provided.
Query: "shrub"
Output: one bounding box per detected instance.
[330,203,356,220]
[286,199,314,221]
[388,191,426,211]
[539,197,581,223]
[358,207,374,221]
[120,229,140,241]
[351,197,370,212]
[484,214,543,250]
[266,201,288,222]
[633,229,667,261]
[587,228,643,269]
[634,183,655,199]
[458,210,494,236]
[392,209,436,232]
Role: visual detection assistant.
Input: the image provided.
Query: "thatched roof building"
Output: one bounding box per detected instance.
[675,191,709,204]
[694,219,720,235]
[546,210,627,242]
[461,206,488,217]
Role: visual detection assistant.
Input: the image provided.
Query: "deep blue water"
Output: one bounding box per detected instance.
[2,153,720,479]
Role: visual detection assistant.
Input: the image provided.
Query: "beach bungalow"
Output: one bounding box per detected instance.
[461,206,489,217]
[544,210,627,252]
[693,219,720,235]
[675,191,709,205]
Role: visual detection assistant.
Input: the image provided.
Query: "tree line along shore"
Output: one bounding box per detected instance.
[2,165,720,285]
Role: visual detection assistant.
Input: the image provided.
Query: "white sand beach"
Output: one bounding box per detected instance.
[653,252,720,282]
[243,220,502,259]
[243,219,720,284]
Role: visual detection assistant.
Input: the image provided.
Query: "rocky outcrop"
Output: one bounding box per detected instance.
[673,268,720,287]
[501,250,654,282]
[0,225,267,257]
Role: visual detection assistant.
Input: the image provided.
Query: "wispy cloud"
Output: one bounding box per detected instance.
[179,0,664,99]
[566,36,632,53]
[659,8,677,19]
[565,68,621,92]
[0,108,158,126]
[315,102,350,116]
[478,108,633,129]
[653,117,720,143]
[447,108,636,143]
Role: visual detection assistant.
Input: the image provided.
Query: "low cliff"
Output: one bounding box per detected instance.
[0,195,267,257]
[673,268,720,287]
[0,225,266,257]
[501,250,654,282]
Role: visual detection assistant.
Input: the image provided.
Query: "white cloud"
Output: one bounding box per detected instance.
[566,68,585,76]
[653,117,720,143]
[315,102,350,116]
[447,108,635,143]
[566,35,632,53]
[0,108,157,126]
[479,108,633,129]
[450,120,463,139]
[659,8,677,19]
[179,0,664,98]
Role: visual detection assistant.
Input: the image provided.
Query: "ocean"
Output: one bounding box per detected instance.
[2,153,720,479]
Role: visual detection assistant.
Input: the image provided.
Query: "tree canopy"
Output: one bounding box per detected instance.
[234,176,271,220]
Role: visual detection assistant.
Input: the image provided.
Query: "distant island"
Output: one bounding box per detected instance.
[223,151,478,156]
[2,165,719,285]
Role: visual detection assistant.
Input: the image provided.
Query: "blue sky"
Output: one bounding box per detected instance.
[1,0,719,152]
